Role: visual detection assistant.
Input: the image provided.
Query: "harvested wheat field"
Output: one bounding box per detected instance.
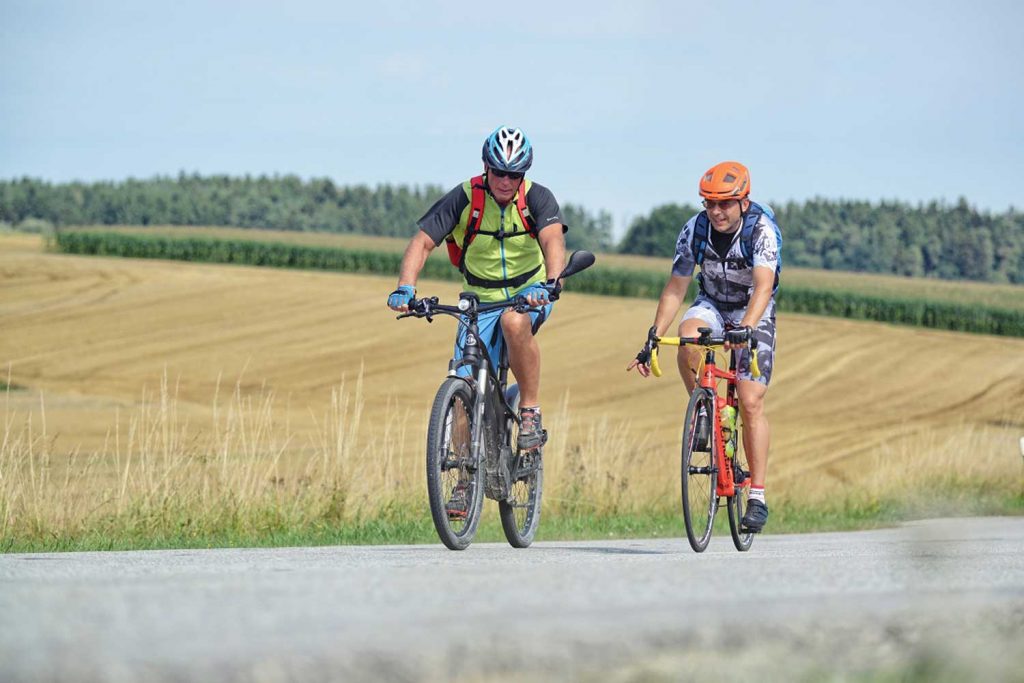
[2,232,1023,520]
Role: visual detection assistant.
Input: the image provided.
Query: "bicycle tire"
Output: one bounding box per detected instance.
[681,388,717,552]
[498,384,543,548]
[727,410,754,552]
[426,378,484,550]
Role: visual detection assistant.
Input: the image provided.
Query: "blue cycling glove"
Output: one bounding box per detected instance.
[387,285,416,310]
[519,280,560,306]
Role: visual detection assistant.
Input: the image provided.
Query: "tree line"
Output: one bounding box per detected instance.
[2,175,1021,283]
[0,174,614,252]
[619,199,1024,284]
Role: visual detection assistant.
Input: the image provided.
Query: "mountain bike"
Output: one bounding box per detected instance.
[398,250,595,550]
[650,327,761,552]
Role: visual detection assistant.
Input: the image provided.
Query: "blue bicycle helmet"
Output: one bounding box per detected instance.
[481,126,533,173]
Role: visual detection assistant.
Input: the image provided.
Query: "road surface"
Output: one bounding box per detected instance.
[2,517,1022,682]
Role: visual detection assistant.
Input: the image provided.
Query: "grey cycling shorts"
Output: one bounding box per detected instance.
[681,296,776,385]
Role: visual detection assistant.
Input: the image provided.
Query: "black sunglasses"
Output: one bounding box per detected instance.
[488,169,524,180]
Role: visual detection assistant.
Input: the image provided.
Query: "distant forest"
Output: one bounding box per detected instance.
[2,174,1021,283]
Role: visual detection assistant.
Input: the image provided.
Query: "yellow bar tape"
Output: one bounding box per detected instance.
[648,336,759,379]
[750,346,761,379]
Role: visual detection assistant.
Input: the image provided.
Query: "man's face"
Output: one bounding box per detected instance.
[486,166,524,205]
[703,198,748,232]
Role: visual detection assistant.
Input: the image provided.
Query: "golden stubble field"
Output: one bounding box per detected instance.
[3,232,1023,514]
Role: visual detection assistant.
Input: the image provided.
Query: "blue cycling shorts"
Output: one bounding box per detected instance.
[452,301,554,377]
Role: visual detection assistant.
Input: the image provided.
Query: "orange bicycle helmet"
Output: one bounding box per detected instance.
[699,161,750,200]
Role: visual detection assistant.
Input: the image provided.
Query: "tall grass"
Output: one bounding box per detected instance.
[773,421,1024,531]
[2,375,1020,552]
[1,371,424,551]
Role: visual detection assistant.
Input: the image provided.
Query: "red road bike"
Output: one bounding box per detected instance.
[651,328,760,552]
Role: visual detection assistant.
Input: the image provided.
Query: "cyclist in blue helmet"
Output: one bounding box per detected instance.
[388,126,567,453]
[482,126,534,173]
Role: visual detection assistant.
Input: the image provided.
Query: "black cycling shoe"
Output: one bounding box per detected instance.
[741,499,769,533]
[517,407,548,451]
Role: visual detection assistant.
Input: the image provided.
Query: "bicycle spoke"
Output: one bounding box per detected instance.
[427,379,483,550]
[682,391,717,552]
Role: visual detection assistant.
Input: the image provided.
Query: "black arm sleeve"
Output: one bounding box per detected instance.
[416,185,470,246]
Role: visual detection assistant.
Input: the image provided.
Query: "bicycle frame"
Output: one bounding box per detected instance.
[400,294,527,495]
[654,331,760,499]
[695,345,741,498]
[445,296,520,477]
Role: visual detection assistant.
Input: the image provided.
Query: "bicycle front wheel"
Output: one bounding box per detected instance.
[426,378,484,550]
[727,413,754,552]
[499,384,543,548]
[681,388,717,552]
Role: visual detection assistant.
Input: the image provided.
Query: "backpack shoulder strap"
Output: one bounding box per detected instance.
[453,175,489,272]
[443,176,488,270]
[692,212,711,266]
[739,202,765,266]
[516,182,537,238]
[467,175,487,233]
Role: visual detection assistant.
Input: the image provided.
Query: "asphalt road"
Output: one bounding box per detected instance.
[2,517,1022,682]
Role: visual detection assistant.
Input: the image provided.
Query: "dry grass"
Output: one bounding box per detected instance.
[2,233,1023,546]
[0,370,410,540]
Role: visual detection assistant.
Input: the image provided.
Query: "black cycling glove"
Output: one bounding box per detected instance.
[725,326,753,345]
[635,326,658,365]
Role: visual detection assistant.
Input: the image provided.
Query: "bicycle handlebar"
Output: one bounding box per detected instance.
[650,334,760,379]
[396,249,596,322]
[395,294,546,322]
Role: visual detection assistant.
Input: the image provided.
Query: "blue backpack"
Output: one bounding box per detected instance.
[692,201,782,292]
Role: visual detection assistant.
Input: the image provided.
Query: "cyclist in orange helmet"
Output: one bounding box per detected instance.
[627,161,782,533]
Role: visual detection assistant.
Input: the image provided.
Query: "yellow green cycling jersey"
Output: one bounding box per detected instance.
[417,176,565,302]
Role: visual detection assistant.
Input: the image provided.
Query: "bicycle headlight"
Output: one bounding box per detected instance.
[457,299,471,312]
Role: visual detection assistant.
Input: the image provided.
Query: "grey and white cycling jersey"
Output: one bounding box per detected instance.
[671,209,780,308]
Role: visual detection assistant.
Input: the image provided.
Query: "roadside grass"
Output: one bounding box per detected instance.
[3,375,1020,553]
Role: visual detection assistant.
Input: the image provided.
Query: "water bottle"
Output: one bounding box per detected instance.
[721,405,737,457]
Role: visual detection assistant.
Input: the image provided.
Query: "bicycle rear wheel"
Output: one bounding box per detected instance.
[426,378,484,550]
[727,413,754,552]
[681,388,717,552]
[499,384,543,548]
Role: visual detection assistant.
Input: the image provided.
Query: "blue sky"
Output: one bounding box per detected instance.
[2,0,1022,236]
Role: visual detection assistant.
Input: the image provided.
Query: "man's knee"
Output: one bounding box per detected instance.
[501,313,535,346]
[738,383,767,417]
[679,318,708,337]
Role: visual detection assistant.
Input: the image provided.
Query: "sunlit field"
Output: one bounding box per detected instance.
[2,233,1022,549]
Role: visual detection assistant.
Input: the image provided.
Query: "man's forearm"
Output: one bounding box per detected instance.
[540,225,566,280]
[397,234,433,286]
[741,287,772,329]
[652,277,691,335]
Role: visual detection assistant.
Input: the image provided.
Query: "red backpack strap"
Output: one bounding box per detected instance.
[448,175,487,270]
[467,175,487,234]
[446,176,487,267]
[515,182,537,238]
